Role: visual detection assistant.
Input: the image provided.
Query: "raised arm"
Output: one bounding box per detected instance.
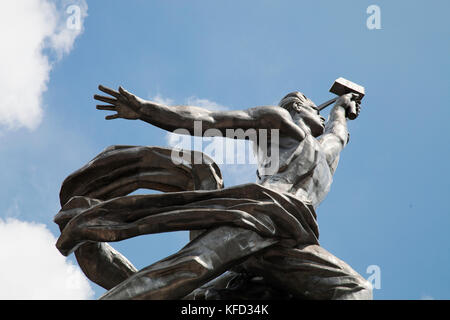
[94,85,305,141]
[318,93,361,174]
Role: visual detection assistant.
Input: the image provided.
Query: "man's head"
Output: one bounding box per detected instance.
[279,91,325,137]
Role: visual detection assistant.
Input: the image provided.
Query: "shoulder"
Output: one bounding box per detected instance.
[247,105,291,119]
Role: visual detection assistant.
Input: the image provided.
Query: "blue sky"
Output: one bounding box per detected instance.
[0,0,449,299]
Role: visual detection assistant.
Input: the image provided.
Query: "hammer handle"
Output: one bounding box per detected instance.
[317,97,338,111]
[317,96,359,120]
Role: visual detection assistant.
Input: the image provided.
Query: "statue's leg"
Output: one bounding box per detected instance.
[243,244,373,300]
[99,226,278,300]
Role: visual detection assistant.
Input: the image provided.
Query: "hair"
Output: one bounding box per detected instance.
[278,91,317,112]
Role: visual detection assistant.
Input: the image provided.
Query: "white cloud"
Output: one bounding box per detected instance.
[185,96,228,112]
[0,218,93,299]
[149,94,227,111]
[0,0,87,130]
[151,94,174,106]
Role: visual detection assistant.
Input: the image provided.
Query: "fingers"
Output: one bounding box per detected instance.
[98,85,120,98]
[350,93,361,101]
[118,86,130,99]
[94,94,117,105]
[353,95,363,105]
[105,114,120,120]
[96,105,116,111]
[119,86,138,104]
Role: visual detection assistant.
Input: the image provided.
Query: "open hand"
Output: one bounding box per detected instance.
[94,85,143,120]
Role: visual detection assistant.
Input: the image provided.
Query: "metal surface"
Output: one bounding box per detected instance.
[317,96,338,111]
[317,78,365,120]
[330,77,365,98]
[54,84,372,300]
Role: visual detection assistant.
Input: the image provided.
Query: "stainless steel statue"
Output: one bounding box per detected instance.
[54,79,373,300]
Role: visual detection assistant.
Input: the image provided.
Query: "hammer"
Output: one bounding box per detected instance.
[317,77,365,120]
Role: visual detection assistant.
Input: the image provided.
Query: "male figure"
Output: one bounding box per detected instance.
[95,87,352,209]
[57,86,372,299]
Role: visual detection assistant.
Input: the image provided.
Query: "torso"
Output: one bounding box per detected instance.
[257,134,333,209]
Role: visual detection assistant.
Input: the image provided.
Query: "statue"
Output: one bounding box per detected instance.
[54,79,373,300]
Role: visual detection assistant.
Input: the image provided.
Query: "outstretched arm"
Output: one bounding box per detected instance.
[318,93,361,174]
[94,85,306,141]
